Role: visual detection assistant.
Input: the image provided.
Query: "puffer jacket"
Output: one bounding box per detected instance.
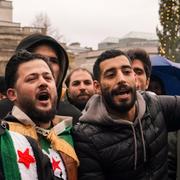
[168,130,180,180]
[73,92,180,180]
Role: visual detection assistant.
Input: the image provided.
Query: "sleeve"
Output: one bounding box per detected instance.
[72,126,105,180]
[159,95,180,131]
[168,131,177,180]
[26,136,55,180]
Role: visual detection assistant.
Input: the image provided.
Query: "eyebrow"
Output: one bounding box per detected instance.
[104,65,132,72]
[71,80,80,83]
[133,67,144,71]
[25,71,52,77]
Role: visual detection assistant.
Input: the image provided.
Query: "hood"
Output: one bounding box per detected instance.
[80,92,147,169]
[80,91,146,126]
[16,33,69,102]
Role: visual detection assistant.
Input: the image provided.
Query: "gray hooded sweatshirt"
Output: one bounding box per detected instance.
[79,91,147,170]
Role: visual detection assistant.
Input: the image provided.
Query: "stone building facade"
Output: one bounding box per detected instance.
[0,0,45,75]
[0,0,160,75]
[75,32,159,72]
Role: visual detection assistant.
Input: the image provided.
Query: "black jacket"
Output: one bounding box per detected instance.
[57,100,82,125]
[73,92,180,180]
[0,98,13,119]
[168,130,180,180]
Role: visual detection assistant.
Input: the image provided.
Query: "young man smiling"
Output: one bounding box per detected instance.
[73,49,180,180]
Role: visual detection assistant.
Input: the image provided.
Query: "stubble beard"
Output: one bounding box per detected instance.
[67,93,89,111]
[101,85,137,113]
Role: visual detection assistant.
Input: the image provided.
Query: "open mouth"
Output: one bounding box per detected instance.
[37,92,50,101]
[113,87,131,96]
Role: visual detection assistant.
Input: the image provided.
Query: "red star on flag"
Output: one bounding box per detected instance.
[18,148,36,168]
[52,157,61,172]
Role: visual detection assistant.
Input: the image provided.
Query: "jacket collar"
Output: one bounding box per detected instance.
[11,106,36,127]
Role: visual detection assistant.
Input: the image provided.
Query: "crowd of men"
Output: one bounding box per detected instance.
[0,33,179,180]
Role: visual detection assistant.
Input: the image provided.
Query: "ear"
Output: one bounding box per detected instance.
[145,77,150,90]
[93,80,101,94]
[7,88,17,102]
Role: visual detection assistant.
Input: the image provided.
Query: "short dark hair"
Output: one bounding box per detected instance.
[93,49,131,81]
[65,67,94,87]
[5,50,52,89]
[127,48,152,78]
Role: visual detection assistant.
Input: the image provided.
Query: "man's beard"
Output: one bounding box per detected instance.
[67,95,87,111]
[101,85,136,113]
[18,96,57,125]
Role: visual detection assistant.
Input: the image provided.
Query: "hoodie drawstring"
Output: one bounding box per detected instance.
[131,124,138,170]
[138,118,147,163]
[130,119,147,170]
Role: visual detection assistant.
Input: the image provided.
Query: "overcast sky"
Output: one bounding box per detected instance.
[12,0,159,49]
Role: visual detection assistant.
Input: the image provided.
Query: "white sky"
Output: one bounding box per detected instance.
[12,0,159,49]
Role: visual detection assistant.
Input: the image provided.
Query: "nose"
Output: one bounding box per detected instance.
[116,70,126,84]
[135,81,140,90]
[38,76,48,88]
[79,82,86,91]
[134,74,140,90]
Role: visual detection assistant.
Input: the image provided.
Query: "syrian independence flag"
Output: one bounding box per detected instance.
[43,147,67,180]
[0,130,38,180]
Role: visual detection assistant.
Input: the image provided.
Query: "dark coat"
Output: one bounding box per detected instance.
[57,100,82,125]
[73,93,180,180]
[0,99,13,119]
[168,131,180,180]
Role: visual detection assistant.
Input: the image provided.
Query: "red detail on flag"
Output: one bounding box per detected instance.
[52,157,61,172]
[18,148,36,168]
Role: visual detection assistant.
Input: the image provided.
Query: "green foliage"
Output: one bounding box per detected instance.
[157,0,180,62]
